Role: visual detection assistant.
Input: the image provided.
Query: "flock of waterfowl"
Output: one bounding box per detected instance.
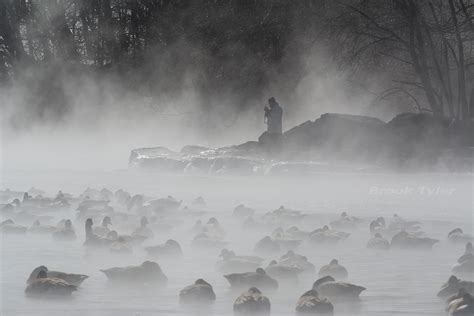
[1,187,473,315]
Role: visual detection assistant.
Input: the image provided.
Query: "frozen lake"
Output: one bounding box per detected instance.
[1,170,473,315]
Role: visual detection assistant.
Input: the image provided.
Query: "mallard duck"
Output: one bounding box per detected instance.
[254,236,280,254]
[458,243,473,264]
[224,268,278,290]
[369,217,386,233]
[28,220,56,234]
[309,226,350,245]
[216,251,261,274]
[100,261,167,285]
[295,289,334,315]
[84,218,112,247]
[447,288,474,315]
[191,196,206,207]
[110,236,132,254]
[265,260,302,280]
[367,233,390,250]
[27,266,88,287]
[390,231,439,250]
[319,259,348,280]
[438,276,474,298]
[233,287,270,315]
[449,228,474,244]
[278,250,315,274]
[93,216,112,237]
[0,219,27,234]
[145,239,183,258]
[312,276,365,300]
[131,216,154,239]
[192,232,227,248]
[330,212,361,231]
[179,279,216,303]
[52,219,77,241]
[233,204,256,218]
[220,249,264,264]
[25,270,77,297]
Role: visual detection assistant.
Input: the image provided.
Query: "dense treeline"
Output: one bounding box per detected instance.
[0,0,473,122]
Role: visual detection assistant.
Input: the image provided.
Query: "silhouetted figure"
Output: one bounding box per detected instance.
[264,97,283,134]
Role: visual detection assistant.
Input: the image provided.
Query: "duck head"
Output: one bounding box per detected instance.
[466,242,473,253]
[195,279,212,287]
[65,219,72,229]
[85,218,93,236]
[248,287,262,295]
[166,239,179,247]
[313,275,335,289]
[102,216,112,227]
[28,266,48,283]
[330,259,339,265]
[140,216,149,227]
[141,261,161,273]
[37,270,47,279]
[438,275,460,298]
[300,289,319,298]
[256,268,266,275]
[107,230,118,240]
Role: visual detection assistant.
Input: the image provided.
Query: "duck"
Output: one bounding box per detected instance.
[224,268,278,290]
[192,232,227,248]
[309,225,350,244]
[203,217,226,238]
[52,219,77,241]
[0,219,27,234]
[458,243,474,264]
[145,239,183,258]
[28,220,56,234]
[25,270,77,297]
[113,189,131,206]
[127,194,144,212]
[273,232,302,251]
[367,233,390,250]
[110,236,133,254]
[330,212,361,231]
[84,218,112,247]
[312,276,366,300]
[390,231,439,250]
[319,259,348,280]
[219,249,264,265]
[100,261,167,285]
[233,204,256,218]
[254,236,281,254]
[369,217,386,233]
[191,196,206,208]
[179,279,216,304]
[146,195,182,215]
[27,266,88,287]
[449,228,474,244]
[447,288,474,315]
[92,216,112,237]
[438,276,474,299]
[216,250,261,274]
[265,260,302,280]
[233,287,270,315]
[285,226,312,240]
[295,289,334,315]
[131,216,154,239]
[278,250,316,274]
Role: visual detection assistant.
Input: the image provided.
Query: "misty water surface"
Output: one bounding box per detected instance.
[1,170,472,316]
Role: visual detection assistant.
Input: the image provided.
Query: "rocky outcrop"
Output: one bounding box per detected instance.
[129,112,473,174]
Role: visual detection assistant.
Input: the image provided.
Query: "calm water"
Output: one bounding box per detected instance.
[1,170,473,315]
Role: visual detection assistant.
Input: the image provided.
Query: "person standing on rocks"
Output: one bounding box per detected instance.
[264,97,283,135]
